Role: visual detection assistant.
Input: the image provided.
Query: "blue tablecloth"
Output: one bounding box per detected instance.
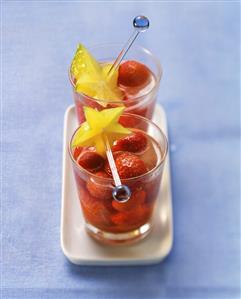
[2,2,240,298]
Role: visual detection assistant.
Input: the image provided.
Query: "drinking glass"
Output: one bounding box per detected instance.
[69,43,163,124]
[69,113,168,244]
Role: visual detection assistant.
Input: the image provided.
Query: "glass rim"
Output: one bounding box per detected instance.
[68,112,168,183]
[68,43,163,104]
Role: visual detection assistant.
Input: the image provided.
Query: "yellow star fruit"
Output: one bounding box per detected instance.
[70,44,124,106]
[72,106,131,157]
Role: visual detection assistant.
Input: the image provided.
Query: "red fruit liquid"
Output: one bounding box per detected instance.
[71,130,165,236]
[73,60,158,124]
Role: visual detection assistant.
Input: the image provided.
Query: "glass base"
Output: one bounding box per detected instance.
[85,222,152,245]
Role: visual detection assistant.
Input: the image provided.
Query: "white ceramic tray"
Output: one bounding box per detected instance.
[61,104,173,265]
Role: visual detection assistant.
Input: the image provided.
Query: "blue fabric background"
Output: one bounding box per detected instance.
[2,1,240,299]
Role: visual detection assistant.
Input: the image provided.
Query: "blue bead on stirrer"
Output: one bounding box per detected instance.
[106,16,150,203]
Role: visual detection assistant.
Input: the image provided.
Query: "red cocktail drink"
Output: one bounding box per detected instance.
[69,113,167,244]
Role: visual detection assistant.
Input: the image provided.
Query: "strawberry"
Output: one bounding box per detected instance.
[77,151,104,172]
[73,146,82,160]
[104,151,123,177]
[86,171,113,201]
[73,168,86,189]
[111,205,152,231]
[79,189,112,228]
[112,132,148,153]
[112,189,146,212]
[118,60,150,87]
[114,152,147,179]
[144,176,162,205]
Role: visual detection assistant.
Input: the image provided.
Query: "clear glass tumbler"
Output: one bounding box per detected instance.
[69,113,168,244]
[69,43,163,124]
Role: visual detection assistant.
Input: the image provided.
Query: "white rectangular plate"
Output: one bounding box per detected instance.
[61,104,173,265]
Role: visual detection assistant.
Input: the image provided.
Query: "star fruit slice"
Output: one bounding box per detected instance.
[72,106,131,157]
[70,44,123,106]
